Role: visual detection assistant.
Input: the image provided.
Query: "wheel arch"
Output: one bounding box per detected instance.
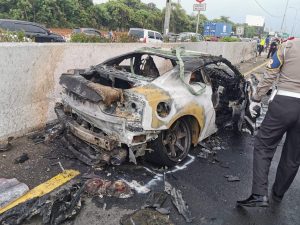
[170,115,201,146]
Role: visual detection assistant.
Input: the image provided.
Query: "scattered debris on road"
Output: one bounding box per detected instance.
[14,153,29,164]
[125,180,151,194]
[0,170,81,225]
[224,175,240,182]
[0,178,29,208]
[165,181,193,223]
[0,181,84,225]
[0,137,13,152]
[85,178,133,198]
[120,208,174,225]
[143,191,168,209]
[197,147,213,159]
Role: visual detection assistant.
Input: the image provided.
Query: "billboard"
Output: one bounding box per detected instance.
[246,15,265,27]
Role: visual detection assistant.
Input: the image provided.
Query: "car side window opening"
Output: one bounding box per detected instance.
[84,30,93,34]
[203,62,243,126]
[85,30,99,36]
[129,29,144,39]
[14,23,47,34]
[148,31,155,39]
[189,69,205,84]
[155,33,163,40]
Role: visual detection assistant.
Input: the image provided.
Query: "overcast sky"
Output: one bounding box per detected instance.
[93,0,300,36]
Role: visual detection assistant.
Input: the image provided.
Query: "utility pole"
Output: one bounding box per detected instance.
[196,11,201,34]
[164,0,172,36]
[280,0,290,33]
[289,7,298,36]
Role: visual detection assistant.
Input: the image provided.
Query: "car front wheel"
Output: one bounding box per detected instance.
[146,119,192,167]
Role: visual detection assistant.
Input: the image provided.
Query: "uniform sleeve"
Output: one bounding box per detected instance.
[252,44,285,101]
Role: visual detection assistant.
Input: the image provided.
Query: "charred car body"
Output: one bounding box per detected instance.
[55,47,255,166]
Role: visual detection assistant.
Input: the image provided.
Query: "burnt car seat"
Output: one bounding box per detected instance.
[141,56,160,78]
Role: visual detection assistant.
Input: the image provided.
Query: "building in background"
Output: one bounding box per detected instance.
[245,15,265,36]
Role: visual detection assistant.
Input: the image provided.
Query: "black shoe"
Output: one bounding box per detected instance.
[271,189,283,203]
[237,194,269,207]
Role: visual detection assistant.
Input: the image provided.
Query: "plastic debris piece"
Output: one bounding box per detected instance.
[0,178,29,208]
[14,153,29,164]
[156,207,170,215]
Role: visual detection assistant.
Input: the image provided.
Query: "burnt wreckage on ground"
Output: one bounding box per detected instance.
[55,47,255,167]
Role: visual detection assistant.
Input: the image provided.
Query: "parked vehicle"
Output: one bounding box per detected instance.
[55,47,256,167]
[204,22,233,37]
[0,19,65,42]
[72,28,102,37]
[177,32,204,42]
[165,32,179,42]
[128,28,163,43]
[240,38,252,42]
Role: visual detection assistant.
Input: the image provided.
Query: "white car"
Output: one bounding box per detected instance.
[128,28,163,43]
[56,48,256,167]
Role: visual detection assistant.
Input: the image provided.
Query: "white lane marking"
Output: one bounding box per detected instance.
[144,155,195,189]
[123,155,196,193]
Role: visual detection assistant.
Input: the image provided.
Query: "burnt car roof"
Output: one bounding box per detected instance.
[102,47,231,72]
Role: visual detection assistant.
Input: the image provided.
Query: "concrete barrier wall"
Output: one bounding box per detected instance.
[0,42,256,141]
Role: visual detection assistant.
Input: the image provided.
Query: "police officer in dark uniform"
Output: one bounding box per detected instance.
[237,38,300,207]
[267,38,279,59]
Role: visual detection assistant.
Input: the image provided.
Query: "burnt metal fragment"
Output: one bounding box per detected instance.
[144,192,168,209]
[120,208,174,225]
[60,74,102,103]
[0,181,84,225]
[164,181,193,223]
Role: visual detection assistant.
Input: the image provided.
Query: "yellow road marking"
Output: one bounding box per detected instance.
[243,61,268,77]
[0,169,80,214]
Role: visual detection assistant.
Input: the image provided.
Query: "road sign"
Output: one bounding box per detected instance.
[196,0,205,3]
[193,3,206,11]
[236,26,245,36]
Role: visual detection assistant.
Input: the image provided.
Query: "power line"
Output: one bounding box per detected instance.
[253,0,281,18]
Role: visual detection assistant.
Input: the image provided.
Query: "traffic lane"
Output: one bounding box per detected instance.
[169,131,300,225]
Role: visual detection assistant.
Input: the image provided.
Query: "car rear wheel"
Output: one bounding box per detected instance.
[146,119,192,167]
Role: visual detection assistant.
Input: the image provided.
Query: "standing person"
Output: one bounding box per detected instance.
[258,37,266,56]
[265,35,271,52]
[108,29,114,42]
[267,38,279,59]
[237,38,300,207]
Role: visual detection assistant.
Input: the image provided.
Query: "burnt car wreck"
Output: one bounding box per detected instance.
[55,47,254,167]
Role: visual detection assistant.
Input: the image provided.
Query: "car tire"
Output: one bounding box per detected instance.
[145,119,192,167]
